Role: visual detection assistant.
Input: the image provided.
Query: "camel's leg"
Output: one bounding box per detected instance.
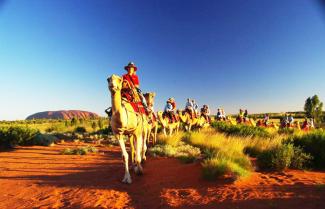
[117,134,132,184]
[153,125,158,145]
[169,127,173,136]
[134,133,144,175]
[142,129,147,162]
[163,127,167,136]
[129,135,135,164]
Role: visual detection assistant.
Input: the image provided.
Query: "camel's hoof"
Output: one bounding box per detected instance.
[122,174,132,184]
[122,177,132,184]
[134,165,143,175]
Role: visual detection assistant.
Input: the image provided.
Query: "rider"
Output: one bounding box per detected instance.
[192,99,199,117]
[288,114,294,126]
[216,108,222,121]
[263,114,270,126]
[185,98,194,119]
[243,109,248,122]
[164,98,177,122]
[121,62,148,114]
[221,108,226,120]
[238,109,244,123]
[281,114,289,128]
[201,105,211,123]
[302,118,309,130]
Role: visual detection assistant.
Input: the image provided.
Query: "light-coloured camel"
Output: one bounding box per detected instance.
[157,111,180,136]
[108,74,147,184]
[143,92,158,145]
[178,111,209,131]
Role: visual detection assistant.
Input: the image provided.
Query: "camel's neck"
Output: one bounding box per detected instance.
[111,90,122,118]
[157,113,167,127]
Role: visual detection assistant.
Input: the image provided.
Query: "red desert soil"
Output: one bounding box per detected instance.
[1,142,325,209]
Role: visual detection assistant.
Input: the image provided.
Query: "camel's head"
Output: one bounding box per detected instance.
[143,92,156,106]
[108,74,122,93]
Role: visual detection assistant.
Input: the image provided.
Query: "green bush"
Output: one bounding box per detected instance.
[33,134,58,146]
[257,143,312,171]
[74,126,87,133]
[288,130,325,168]
[0,126,39,148]
[278,128,296,135]
[211,122,272,138]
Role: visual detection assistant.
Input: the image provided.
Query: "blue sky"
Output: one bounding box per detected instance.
[0,0,325,120]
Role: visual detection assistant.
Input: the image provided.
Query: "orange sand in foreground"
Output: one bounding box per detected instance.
[0,142,325,209]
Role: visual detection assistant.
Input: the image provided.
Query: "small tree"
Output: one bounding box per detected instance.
[91,121,97,131]
[98,119,103,129]
[71,117,78,126]
[304,95,323,123]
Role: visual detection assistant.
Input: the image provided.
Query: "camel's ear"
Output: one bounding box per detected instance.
[152,92,156,97]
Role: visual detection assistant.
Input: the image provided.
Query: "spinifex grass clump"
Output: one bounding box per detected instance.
[61,145,98,155]
[211,121,273,138]
[185,130,253,180]
[149,132,201,163]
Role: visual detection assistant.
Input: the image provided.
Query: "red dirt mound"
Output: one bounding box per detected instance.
[26,110,99,120]
[0,142,325,209]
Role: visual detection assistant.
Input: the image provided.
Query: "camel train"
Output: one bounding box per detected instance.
[108,73,212,183]
[108,59,316,183]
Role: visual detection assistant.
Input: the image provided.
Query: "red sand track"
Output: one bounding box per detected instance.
[1,142,325,209]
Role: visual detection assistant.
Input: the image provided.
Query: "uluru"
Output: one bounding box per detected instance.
[26,110,99,120]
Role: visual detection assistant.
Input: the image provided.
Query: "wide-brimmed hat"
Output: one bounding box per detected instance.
[124,62,137,71]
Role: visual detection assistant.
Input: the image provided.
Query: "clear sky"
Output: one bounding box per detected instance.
[1,0,325,120]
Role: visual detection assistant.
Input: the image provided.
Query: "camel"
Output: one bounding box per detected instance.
[143,92,158,145]
[108,74,147,184]
[236,116,256,127]
[157,111,180,136]
[256,119,279,129]
[178,110,209,131]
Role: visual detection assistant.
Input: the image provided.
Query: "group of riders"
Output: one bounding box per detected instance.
[112,62,315,130]
[163,97,211,123]
[117,62,212,125]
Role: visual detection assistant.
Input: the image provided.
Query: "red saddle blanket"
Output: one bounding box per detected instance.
[130,102,147,115]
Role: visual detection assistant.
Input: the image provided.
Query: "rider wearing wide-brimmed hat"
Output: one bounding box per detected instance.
[164,98,177,122]
[121,62,148,114]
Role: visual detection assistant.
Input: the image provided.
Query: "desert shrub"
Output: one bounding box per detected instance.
[243,136,283,157]
[202,156,251,180]
[156,132,185,146]
[278,128,296,135]
[290,146,313,169]
[0,126,39,148]
[61,146,98,155]
[257,143,312,170]
[74,126,87,133]
[211,122,272,138]
[32,134,58,146]
[149,141,201,163]
[287,130,325,168]
[185,130,252,180]
[97,126,112,135]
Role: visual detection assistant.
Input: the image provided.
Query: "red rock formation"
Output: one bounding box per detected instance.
[26,110,99,120]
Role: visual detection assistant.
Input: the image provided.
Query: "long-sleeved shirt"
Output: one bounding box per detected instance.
[185,101,193,109]
[164,103,174,112]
